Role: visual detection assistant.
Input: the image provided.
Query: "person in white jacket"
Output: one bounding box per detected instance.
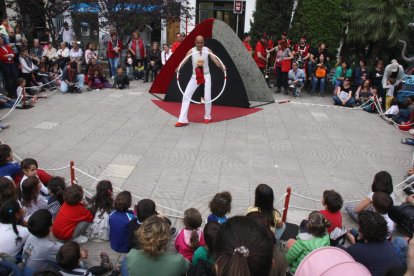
[19,47,39,94]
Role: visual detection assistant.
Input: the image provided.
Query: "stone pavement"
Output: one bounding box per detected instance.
[0,81,412,266]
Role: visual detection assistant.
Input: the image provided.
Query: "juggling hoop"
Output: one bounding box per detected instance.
[176,51,227,104]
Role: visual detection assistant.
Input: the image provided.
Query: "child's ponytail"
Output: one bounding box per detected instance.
[0,200,22,245]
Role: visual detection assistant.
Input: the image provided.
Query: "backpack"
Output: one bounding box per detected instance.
[86,209,110,241]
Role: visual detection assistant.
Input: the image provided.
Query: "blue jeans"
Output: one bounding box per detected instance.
[311,76,325,93]
[333,95,355,107]
[0,260,33,276]
[0,99,16,108]
[121,257,128,276]
[60,74,85,93]
[334,79,343,89]
[109,57,119,77]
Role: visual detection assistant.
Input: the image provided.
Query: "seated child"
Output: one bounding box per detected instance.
[20,158,49,195]
[207,191,232,224]
[113,67,129,90]
[23,209,63,271]
[47,176,66,219]
[56,241,113,275]
[127,198,176,250]
[52,185,93,244]
[126,52,134,80]
[345,171,396,221]
[0,199,29,257]
[88,69,106,90]
[392,98,411,124]
[363,85,379,113]
[134,61,144,80]
[16,78,37,108]
[36,65,50,88]
[49,63,62,87]
[175,208,205,262]
[0,144,21,180]
[285,211,330,273]
[21,176,48,222]
[0,176,18,206]
[384,78,395,110]
[192,222,220,266]
[384,97,399,118]
[109,191,134,253]
[372,192,395,239]
[320,190,343,234]
[86,180,113,241]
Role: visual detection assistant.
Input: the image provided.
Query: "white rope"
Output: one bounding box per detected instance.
[394,174,414,188]
[25,74,62,90]
[290,191,361,204]
[0,94,23,121]
[289,97,373,111]
[38,164,70,171]
[288,205,319,211]
[73,166,184,214]
[373,97,414,128]
[275,192,288,206]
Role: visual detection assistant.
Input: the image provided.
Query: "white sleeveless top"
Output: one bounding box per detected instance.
[191,46,210,75]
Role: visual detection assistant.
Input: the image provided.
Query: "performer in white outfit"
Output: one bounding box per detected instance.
[175,36,225,127]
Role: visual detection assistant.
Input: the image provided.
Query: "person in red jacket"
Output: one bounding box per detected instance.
[254,34,267,74]
[171,32,183,53]
[52,185,93,244]
[106,31,123,79]
[242,33,252,55]
[0,36,18,98]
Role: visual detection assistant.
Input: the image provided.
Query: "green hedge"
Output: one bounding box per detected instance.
[289,0,344,57]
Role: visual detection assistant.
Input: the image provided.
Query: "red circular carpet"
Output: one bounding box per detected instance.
[151,100,262,123]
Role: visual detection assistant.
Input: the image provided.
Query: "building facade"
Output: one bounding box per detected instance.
[161,0,255,45]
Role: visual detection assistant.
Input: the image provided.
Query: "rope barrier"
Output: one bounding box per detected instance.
[275,193,288,206]
[38,165,70,171]
[288,205,319,211]
[289,97,373,110]
[290,192,362,204]
[73,166,184,214]
[25,74,62,90]
[0,94,23,121]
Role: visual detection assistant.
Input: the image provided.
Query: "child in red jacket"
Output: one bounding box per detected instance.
[52,185,93,244]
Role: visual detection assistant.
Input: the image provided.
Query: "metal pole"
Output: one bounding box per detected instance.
[236,14,239,37]
[70,160,75,185]
[282,187,291,222]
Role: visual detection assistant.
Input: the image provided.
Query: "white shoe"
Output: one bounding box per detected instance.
[111,76,115,80]
[72,235,88,244]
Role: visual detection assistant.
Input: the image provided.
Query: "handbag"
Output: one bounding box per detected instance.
[315,66,327,78]
[281,59,292,73]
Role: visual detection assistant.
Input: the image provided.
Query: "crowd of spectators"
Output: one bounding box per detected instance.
[1,142,414,275]
[0,20,180,106]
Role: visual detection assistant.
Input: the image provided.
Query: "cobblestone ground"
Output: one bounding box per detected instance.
[0,80,412,266]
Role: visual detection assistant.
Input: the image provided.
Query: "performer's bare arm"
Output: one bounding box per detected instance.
[175,49,193,72]
[208,49,225,71]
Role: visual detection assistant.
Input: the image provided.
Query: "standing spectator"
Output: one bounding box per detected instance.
[84,42,97,72]
[279,31,292,48]
[42,41,57,63]
[288,60,306,97]
[253,34,267,74]
[58,22,76,47]
[106,31,122,78]
[128,32,146,72]
[60,61,84,93]
[0,18,12,44]
[242,33,252,55]
[144,42,161,83]
[171,32,183,52]
[345,211,401,276]
[30,39,43,66]
[39,29,52,47]
[161,44,171,66]
[292,36,311,76]
[370,59,385,109]
[56,42,70,69]
[333,77,355,107]
[382,59,404,110]
[14,23,26,51]
[310,53,330,96]
[69,41,83,74]
[0,36,18,98]
[273,40,294,94]
[332,60,352,88]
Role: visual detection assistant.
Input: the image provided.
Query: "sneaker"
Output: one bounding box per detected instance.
[111,76,115,80]
[87,87,92,91]
[0,123,10,129]
[76,88,82,94]
[72,235,88,244]
[289,84,295,89]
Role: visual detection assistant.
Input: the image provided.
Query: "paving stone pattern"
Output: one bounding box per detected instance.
[0,82,412,266]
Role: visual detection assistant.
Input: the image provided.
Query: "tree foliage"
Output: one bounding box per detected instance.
[249,0,293,42]
[289,0,344,54]
[343,0,414,62]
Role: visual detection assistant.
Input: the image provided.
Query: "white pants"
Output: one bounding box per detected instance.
[178,74,211,123]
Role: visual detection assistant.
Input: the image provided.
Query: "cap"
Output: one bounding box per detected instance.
[389,59,399,72]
